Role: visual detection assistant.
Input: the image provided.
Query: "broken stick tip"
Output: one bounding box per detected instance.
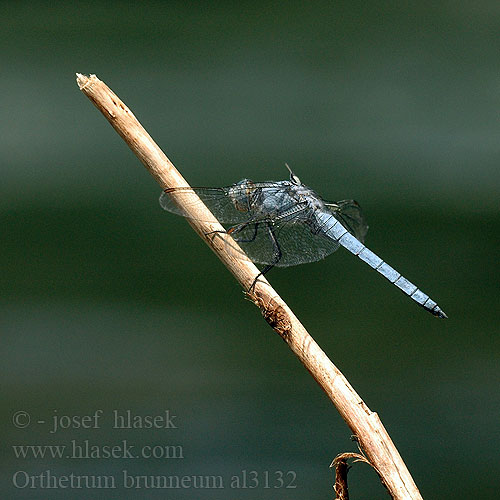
[76,73,98,90]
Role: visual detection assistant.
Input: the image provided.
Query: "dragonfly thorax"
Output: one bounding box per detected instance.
[228,179,258,213]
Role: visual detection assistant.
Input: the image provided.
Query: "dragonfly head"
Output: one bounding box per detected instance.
[285,163,301,185]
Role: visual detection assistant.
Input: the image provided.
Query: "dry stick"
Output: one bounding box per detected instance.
[76,73,423,500]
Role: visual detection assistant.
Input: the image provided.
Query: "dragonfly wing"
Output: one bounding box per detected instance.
[230,217,341,267]
[160,187,250,224]
[324,199,368,243]
[160,182,293,224]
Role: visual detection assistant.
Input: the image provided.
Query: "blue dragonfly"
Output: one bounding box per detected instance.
[160,165,447,318]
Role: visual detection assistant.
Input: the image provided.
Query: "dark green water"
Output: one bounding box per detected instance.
[1,2,499,498]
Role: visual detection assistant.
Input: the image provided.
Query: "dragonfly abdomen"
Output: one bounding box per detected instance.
[317,212,447,318]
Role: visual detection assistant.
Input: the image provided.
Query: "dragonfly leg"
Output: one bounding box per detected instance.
[202,229,228,246]
[205,221,255,240]
[249,222,282,292]
[229,222,259,243]
[204,228,227,236]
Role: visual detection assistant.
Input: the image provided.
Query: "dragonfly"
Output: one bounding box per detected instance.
[160,165,447,318]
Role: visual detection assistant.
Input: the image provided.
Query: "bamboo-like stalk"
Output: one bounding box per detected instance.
[76,73,423,499]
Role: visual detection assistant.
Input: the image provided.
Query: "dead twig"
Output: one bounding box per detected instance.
[76,73,423,500]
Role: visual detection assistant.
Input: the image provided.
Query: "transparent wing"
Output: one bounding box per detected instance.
[324,199,368,243]
[229,217,341,267]
[160,187,248,224]
[160,184,359,268]
[159,182,285,224]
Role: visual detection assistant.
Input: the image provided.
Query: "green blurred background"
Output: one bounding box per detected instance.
[1,1,499,498]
